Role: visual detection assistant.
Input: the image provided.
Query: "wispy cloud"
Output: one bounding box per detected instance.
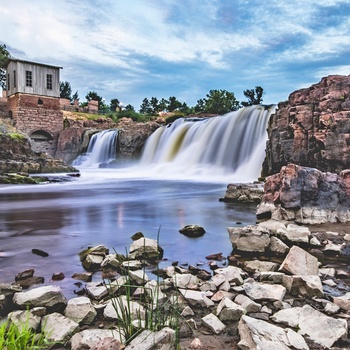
[1,0,349,109]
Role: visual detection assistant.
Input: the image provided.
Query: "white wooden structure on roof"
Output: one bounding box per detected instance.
[5,58,62,98]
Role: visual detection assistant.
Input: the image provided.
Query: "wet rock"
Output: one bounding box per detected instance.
[220,182,264,203]
[279,246,319,275]
[52,272,65,281]
[205,252,224,260]
[128,237,164,260]
[82,254,105,271]
[179,224,206,238]
[31,248,49,257]
[131,231,144,240]
[71,272,93,282]
[238,315,309,350]
[15,268,35,281]
[14,276,45,289]
[13,285,67,312]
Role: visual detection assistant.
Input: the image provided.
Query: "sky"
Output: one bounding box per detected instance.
[1,0,350,111]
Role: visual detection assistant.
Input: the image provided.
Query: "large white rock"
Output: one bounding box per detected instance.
[202,313,226,334]
[70,329,125,350]
[128,269,150,285]
[171,273,200,289]
[271,307,302,328]
[268,236,289,255]
[179,289,214,307]
[277,224,310,243]
[333,292,350,311]
[8,310,41,332]
[257,220,287,234]
[243,260,279,273]
[125,327,176,350]
[128,237,163,260]
[85,282,108,301]
[214,265,244,285]
[298,305,348,348]
[279,246,319,275]
[282,275,323,298]
[238,315,309,350]
[243,281,286,302]
[103,296,145,322]
[13,285,67,311]
[42,312,79,344]
[235,294,261,313]
[64,296,97,325]
[217,297,246,321]
[228,226,270,253]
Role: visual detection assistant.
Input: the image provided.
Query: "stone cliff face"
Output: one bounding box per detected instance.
[262,75,350,176]
[55,117,160,164]
[0,133,77,175]
[257,163,350,224]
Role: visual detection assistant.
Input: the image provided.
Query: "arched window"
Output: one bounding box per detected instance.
[30,130,53,141]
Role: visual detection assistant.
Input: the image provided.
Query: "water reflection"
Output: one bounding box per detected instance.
[0,175,257,297]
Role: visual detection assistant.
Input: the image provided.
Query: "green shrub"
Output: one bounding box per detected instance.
[0,316,50,350]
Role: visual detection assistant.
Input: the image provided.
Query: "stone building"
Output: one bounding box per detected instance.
[5,58,63,156]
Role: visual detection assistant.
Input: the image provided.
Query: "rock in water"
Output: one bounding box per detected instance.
[179,224,206,237]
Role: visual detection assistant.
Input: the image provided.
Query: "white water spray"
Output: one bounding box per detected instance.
[72,129,119,168]
[140,105,275,181]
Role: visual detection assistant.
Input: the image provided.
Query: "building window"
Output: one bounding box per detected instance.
[26,71,32,87]
[46,74,52,90]
[7,74,10,90]
[13,70,16,88]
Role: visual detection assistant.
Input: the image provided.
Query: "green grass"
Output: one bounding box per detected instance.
[0,317,50,350]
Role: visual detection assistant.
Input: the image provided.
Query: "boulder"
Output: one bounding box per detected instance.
[179,289,214,308]
[13,285,67,312]
[277,224,310,244]
[298,305,348,348]
[103,296,145,322]
[42,312,79,344]
[202,313,226,334]
[179,224,206,237]
[216,297,246,321]
[234,294,261,313]
[228,226,270,253]
[220,182,264,203]
[243,282,286,302]
[64,296,97,325]
[8,310,41,332]
[279,246,319,275]
[128,237,164,260]
[282,275,323,298]
[124,327,176,350]
[333,292,350,311]
[238,315,309,350]
[258,164,350,224]
[71,329,125,350]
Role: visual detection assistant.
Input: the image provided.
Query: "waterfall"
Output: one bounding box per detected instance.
[73,129,119,168]
[140,105,275,181]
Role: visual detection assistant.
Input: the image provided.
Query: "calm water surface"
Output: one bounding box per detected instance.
[0,168,256,297]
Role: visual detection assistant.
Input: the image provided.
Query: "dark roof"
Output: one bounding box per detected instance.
[5,58,63,70]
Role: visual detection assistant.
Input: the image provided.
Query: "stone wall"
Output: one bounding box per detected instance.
[262,75,350,177]
[7,93,63,156]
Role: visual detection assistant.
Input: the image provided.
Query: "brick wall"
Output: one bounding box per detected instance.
[7,93,63,156]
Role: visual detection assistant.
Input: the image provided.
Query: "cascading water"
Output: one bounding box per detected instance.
[73,129,119,168]
[140,105,275,181]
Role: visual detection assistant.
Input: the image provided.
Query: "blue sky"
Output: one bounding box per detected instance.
[1,0,350,111]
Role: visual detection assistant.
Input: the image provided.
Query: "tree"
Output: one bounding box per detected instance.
[124,104,135,111]
[0,44,10,89]
[110,98,120,111]
[60,81,72,100]
[241,86,264,107]
[167,96,182,112]
[195,89,239,114]
[150,97,159,114]
[72,91,79,102]
[140,98,152,115]
[85,91,103,108]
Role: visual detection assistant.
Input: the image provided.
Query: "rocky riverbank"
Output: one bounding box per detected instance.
[1,220,349,349]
